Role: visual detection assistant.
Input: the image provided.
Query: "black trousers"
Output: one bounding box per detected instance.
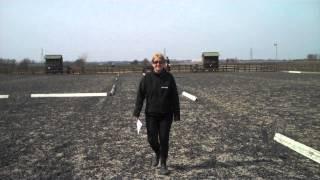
[145,113,173,162]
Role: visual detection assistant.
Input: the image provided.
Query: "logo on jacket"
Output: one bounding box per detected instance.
[161,86,168,89]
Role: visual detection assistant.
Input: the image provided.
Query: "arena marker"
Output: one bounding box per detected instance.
[0,95,9,99]
[182,91,197,101]
[31,93,107,98]
[109,84,116,96]
[283,71,320,74]
[287,71,302,74]
[274,133,320,164]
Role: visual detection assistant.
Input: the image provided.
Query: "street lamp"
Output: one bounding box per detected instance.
[274,43,278,60]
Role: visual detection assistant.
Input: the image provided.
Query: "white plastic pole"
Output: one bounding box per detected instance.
[182,91,197,101]
[0,95,9,99]
[31,93,107,98]
[109,84,116,96]
[274,133,320,164]
[288,71,302,74]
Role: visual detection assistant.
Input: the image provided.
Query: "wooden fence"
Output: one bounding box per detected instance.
[1,61,320,74]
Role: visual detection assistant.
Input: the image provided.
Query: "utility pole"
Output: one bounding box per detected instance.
[40,48,44,62]
[163,48,166,57]
[250,48,253,60]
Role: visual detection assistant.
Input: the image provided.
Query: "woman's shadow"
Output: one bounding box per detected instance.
[170,156,273,172]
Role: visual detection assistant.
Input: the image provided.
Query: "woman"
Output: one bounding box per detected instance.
[133,53,180,175]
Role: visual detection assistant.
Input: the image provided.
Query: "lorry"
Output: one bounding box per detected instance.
[45,55,63,74]
[192,52,219,72]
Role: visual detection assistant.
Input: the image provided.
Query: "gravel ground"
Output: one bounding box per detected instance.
[0,72,319,179]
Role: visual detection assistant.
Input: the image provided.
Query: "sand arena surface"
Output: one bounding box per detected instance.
[0,72,319,179]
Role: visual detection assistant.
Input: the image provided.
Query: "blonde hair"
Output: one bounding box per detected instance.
[152,53,165,62]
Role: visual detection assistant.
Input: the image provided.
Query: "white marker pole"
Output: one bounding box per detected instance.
[287,71,302,74]
[109,84,116,96]
[274,133,320,164]
[0,95,9,99]
[31,93,107,98]
[182,91,197,101]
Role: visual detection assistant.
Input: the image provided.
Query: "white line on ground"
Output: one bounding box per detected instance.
[0,95,9,99]
[274,133,320,164]
[30,93,108,98]
[182,91,197,101]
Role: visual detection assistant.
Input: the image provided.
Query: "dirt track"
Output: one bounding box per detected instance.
[0,72,319,179]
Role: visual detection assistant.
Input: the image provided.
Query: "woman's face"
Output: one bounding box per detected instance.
[152,58,165,73]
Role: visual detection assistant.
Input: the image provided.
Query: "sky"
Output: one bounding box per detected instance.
[0,0,319,61]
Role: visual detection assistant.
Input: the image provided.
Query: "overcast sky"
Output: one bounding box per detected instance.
[0,0,319,61]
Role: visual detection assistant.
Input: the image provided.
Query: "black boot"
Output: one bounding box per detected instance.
[152,153,160,167]
[159,160,169,175]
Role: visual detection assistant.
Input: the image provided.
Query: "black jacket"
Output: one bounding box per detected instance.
[133,70,180,121]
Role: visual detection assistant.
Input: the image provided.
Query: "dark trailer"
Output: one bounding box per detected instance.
[45,55,63,74]
[202,52,219,71]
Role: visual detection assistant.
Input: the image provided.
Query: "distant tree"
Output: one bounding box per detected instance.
[0,58,16,74]
[72,55,87,73]
[8,59,17,73]
[307,54,318,60]
[143,58,150,66]
[76,54,87,64]
[63,61,73,66]
[74,58,86,66]
[131,59,139,65]
[18,58,32,72]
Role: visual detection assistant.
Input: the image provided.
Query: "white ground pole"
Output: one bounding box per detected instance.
[0,95,9,99]
[31,93,108,98]
[274,133,320,164]
[109,84,116,96]
[282,71,320,74]
[182,91,197,101]
[287,71,302,74]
